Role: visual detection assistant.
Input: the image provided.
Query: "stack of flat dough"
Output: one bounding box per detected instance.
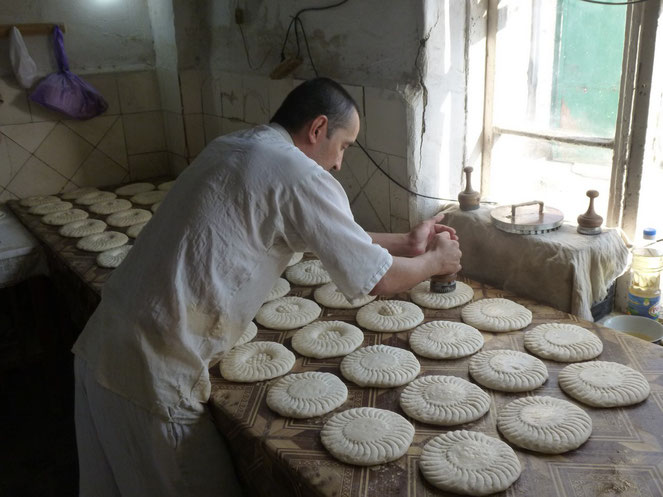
[291,320,364,358]
[285,260,332,286]
[266,372,347,418]
[313,282,375,309]
[340,344,420,387]
[255,296,321,330]
[469,349,548,392]
[419,430,522,496]
[461,298,532,332]
[409,280,474,309]
[409,321,484,359]
[524,323,603,362]
[220,341,295,382]
[355,300,424,332]
[321,407,414,466]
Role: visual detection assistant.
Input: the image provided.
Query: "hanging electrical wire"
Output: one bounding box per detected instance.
[579,0,650,5]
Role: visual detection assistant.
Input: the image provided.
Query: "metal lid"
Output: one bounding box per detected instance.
[490,200,564,235]
[644,227,657,238]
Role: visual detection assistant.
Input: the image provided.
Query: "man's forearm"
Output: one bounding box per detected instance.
[368,232,416,257]
[370,253,439,296]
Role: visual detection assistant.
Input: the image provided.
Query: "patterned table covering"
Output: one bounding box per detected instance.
[8,199,663,497]
[209,281,663,497]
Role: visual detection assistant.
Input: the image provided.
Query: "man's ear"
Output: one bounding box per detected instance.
[307,115,328,144]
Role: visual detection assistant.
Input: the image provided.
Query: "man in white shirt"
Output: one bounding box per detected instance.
[73,77,461,497]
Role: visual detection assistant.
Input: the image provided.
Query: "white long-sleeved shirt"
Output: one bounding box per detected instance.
[72,123,392,423]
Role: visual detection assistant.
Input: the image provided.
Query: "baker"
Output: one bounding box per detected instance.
[72,77,461,496]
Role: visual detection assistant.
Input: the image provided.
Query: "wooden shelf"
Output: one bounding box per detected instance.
[0,23,66,38]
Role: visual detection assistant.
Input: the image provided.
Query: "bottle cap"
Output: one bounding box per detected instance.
[643,227,657,239]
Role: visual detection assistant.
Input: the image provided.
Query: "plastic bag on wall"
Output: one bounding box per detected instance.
[9,27,39,89]
[29,26,108,120]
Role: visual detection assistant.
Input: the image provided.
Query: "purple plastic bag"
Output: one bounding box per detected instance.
[29,27,108,120]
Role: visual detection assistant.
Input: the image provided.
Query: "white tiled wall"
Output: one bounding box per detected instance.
[0,70,171,201]
[183,71,411,233]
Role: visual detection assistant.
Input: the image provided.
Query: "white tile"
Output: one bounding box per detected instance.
[117,71,161,113]
[243,75,269,124]
[0,136,30,187]
[343,146,372,188]
[184,114,205,158]
[168,153,189,176]
[71,149,128,187]
[201,73,221,116]
[267,79,294,117]
[157,68,182,114]
[28,98,64,122]
[221,118,250,135]
[180,70,203,114]
[203,114,222,144]
[34,123,94,178]
[342,84,364,116]
[0,122,55,152]
[390,216,410,233]
[350,191,386,232]
[0,78,31,125]
[83,73,120,115]
[219,72,243,120]
[364,86,407,157]
[0,189,18,203]
[62,115,117,146]
[363,168,390,229]
[128,152,169,180]
[97,118,128,168]
[123,112,165,155]
[333,164,361,204]
[6,156,67,198]
[164,112,186,156]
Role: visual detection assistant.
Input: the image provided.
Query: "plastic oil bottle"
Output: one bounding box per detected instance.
[627,228,663,320]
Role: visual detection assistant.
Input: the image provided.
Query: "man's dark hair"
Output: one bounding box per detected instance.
[271,77,359,137]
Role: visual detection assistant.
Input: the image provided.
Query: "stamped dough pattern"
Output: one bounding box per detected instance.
[524,323,603,362]
[409,321,484,359]
[355,300,424,332]
[409,281,474,309]
[469,349,548,392]
[41,208,89,226]
[340,344,420,387]
[266,371,348,418]
[285,259,332,286]
[461,298,532,332]
[255,296,321,330]
[220,341,295,382]
[291,320,364,358]
[313,282,376,309]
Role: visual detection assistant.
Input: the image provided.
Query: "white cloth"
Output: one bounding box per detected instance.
[72,123,392,423]
[9,27,38,88]
[74,356,243,497]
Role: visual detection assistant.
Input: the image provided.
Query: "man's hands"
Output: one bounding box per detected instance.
[407,213,458,256]
[426,231,462,276]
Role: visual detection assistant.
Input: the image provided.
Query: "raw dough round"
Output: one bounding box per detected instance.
[419,430,522,496]
[409,281,474,309]
[106,209,152,227]
[400,375,491,426]
[96,245,132,268]
[126,222,147,238]
[89,198,132,215]
[461,298,532,332]
[285,259,332,286]
[469,349,548,392]
[42,208,89,226]
[287,252,304,267]
[291,320,364,358]
[409,320,484,359]
[76,191,117,205]
[233,322,257,348]
[114,182,154,196]
[150,201,161,213]
[220,341,295,382]
[76,231,128,252]
[558,361,650,407]
[29,201,72,215]
[61,187,99,200]
[355,300,424,332]
[313,282,376,309]
[340,344,420,387]
[264,278,290,303]
[19,195,59,207]
[497,396,592,454]
[266,372,348,418]
[59,219,107,238]
[158,180,175,191]
[255,296,321,330]
[130,190,167,205]
[321,407,414,466]
[524,323,603,362]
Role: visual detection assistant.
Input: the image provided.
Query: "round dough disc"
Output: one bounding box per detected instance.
[19,195,59,207]
[410,281,474,309]
[420,430,522,496]
[291,320,364,358]
[266,372,348,418]
[89,198,132,215]
[106,209,152,227]
[158,180,175,191]
[313,282,376,309]
[114,182,155,196]
[61,187,99,200]
[524,323,603,362]
[41,208,89,226]
[469,349,548,392]
[29,201,72,215]
[150,201,161,213]
[400,375,491,426]
[255,296,321,330]
[126,222,147,239]
[76,191,117,205]
[461,298,532,332]
[285,259,332,286]
[96,245,132,268]
[77,231,129,252]
[558,361,650,407]
[287,252,303,267]
[264,277,291,303]
[409,320,484,359]
[340,344,420,387]
[59,219,107,238]
[233,322,258,348]
[355,300,424,332]
[497,396,592,454]
[220,341,295,382]
[130,190,167,205]
[321,407,414,466]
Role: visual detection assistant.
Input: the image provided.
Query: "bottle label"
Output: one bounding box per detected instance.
[626,293,661,319]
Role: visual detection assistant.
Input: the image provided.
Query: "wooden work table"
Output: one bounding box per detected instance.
[8,200,663,497]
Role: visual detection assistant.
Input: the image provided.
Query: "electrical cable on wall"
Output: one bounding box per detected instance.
[579,0,650,5]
